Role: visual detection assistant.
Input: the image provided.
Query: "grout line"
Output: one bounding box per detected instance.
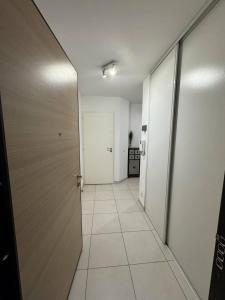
[82,181,139,300]
[90,229,152,236]
[84,187,96,300]
[87,260,170,271]
[113,188,138,300]
[82,181,188,300]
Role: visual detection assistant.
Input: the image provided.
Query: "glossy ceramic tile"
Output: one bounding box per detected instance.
[77,235,91,270]
[119,212,150,232]
[86,266,136,300]
[89,233,128,268]
[68,270,87,300]
[131,262,186,300]
[81,191,95,201]
[73,180,190,300]
[82,214,93,235]
[95,190,114,201]
[83,185,96,192]
[116,199,141,213]
[94,200,117,214]
[113,182,129,191]
[123,231,165,264]
[82,201,94,215]
[114,190,134,200]
[96,184,113,191]
[92,213,121,234]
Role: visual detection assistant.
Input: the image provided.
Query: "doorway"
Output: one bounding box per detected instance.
[83,112,114,184]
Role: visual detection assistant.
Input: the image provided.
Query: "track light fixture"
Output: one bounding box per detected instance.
[102,61,118,78]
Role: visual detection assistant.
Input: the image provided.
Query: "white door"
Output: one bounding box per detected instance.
[83,112,114,184]
[145,47,177,241]
[168,2,225,299]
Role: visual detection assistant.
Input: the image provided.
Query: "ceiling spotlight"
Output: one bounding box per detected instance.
[102,61,117,78]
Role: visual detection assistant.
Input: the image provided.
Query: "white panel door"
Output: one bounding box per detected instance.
[168,2,225,299]
[83,112,114,184]
[145,47,177,241]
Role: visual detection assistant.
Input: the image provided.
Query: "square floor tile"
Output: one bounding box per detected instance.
[89,233,128,268]
[128,177,139,183]
[123,231,165,264]
[82,214,93,235]
[116,199,140,213]
[86,266,136,300]
[131,262,186,300]
[114,190,134,200]
[95,190,114,201]
[81,191,95,201]
[113,182,129,191]
[96,184,113,191]
[83,185,96,192]
[77,235,91,270]
[131,190,139,200]
[68,270,87,300]
[92,213,121,234]
[128,183,139,190]
[119,212,150,232]
[82,201,94,214]
[94,201,117,214]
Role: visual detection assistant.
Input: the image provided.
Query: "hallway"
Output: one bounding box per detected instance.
[1,1,225,299]
[69,178,187,300]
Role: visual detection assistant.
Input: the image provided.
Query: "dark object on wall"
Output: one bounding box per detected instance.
[128,148,140,177]
[209,173,225,300]
[142,125,147,132]
[129,131,133,147]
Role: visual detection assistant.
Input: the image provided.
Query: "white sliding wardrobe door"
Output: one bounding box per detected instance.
[145,47,177,241]
[83,112,114,184]
[168,2,225,299]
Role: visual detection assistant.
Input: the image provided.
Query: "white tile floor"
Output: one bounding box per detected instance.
[69,178,188,300]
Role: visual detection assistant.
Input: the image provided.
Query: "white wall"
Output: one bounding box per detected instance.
[129,103,142,147]
[139,75,150,206]
[81,96,129,182]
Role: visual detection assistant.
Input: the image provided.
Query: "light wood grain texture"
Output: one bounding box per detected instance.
[0,0,82,299]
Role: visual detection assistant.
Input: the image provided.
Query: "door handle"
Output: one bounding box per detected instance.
[107,147,112,152]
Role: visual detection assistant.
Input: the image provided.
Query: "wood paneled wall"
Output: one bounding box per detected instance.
[0,1,82,299]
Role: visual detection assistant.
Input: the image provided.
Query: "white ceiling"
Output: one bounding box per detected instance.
[35,0,207,102]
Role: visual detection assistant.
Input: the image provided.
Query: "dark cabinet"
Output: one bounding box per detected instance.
[128,148,140,177]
